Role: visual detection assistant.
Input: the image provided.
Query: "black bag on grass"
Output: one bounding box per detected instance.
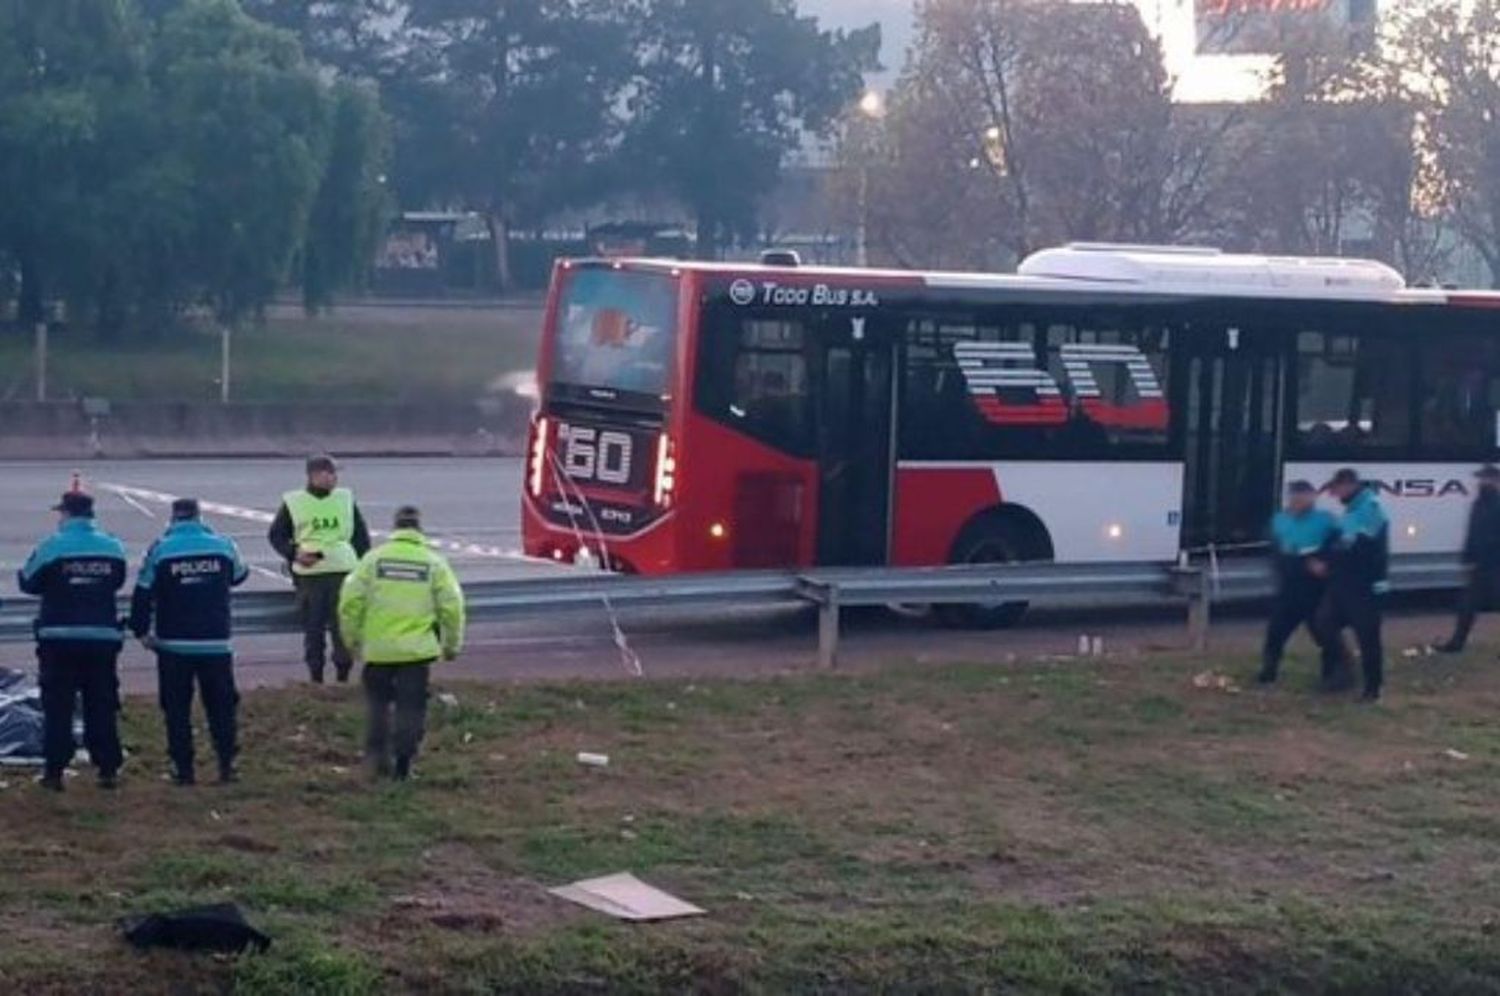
[121,903,271,954]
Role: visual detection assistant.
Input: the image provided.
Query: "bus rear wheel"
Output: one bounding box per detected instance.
[937,515,1049,629]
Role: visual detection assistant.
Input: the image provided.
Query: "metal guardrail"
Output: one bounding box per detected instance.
[0,555,1468,667]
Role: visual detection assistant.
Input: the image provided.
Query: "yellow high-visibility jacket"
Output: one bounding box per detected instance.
[338,529,465,665]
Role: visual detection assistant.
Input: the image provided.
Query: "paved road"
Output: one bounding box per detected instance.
[0,457,541,590]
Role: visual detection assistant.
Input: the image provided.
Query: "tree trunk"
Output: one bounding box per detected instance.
[485,211,512,293]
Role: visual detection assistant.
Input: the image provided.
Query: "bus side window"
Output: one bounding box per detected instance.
[1295,331,1413,454]
[696,314,813,456]
[1418,332,1500,456]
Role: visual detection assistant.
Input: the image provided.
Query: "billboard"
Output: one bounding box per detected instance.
[1195,0,1378,56]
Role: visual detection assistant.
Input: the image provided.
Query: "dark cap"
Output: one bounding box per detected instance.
[1476,464,1500,481]
[306,454,338,475]
[52,491,95,517]
[1329,468,1361,487]
[393,505,421,529]
[1287,479,1317,495]
[171,497,201,520]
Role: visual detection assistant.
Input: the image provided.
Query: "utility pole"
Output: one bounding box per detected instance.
[34,321,47,402]
[220,325,232,404]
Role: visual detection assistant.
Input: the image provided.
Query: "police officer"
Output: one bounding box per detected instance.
[267,455,370,684]
[338,506,465,781]
[1435,464,1500,653]
[129,498,249,786]
[1316,468,1391,701]
[17,491,128,791]
[1258,480,1339,686]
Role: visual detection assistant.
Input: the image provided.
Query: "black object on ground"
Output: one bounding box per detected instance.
[121,903,272,954]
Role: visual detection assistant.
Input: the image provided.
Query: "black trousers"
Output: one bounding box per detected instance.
[363,663,432,768]
[1261,581,1328,678]
[157,652,239,776]
[37,642,123,777]
[1316,584,1384,696]
[1447,564,1500,650]
[294,573,352,680]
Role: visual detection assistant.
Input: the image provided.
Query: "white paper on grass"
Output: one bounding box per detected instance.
[548,872,705,921]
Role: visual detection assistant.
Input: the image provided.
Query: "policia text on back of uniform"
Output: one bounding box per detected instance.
[267,455,371,684]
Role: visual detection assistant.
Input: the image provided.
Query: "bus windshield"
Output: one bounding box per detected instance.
[551,267,678,404]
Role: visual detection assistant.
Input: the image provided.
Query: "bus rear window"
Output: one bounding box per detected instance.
[551,268,678,404]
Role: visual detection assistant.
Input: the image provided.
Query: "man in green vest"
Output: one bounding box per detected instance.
[268,454,371,683]
[338,505,466,780]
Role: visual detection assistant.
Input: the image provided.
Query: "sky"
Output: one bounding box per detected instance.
[799,0,1270,103]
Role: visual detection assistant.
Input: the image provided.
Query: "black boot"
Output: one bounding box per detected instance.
[393,756,412,781]
[1256,661,1279,686]
[38,770,64,793]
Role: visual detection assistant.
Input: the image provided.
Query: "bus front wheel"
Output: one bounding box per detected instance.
[937,512,1051,629]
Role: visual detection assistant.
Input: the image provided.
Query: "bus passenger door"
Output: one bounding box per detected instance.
[1178,323,1286,551]
[815,315,896,566]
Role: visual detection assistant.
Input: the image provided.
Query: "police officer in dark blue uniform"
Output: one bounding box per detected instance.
[1258,480,1339,686]
[130,498,249,785]
[1317,468,1392,701]
[17,491,128,791]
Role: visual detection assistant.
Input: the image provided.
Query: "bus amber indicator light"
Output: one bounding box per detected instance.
[653,434,677,508]
[709,522,727,540]
[527,417,549,498]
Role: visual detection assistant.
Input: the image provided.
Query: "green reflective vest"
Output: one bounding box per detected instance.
[284,487,358,576]
[337,529,466,665]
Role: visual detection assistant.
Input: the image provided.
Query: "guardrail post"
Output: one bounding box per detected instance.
[1188,568,1212,652]
[818,585,841,670]
[796,578,841,670]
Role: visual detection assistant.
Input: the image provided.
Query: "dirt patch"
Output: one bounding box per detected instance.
[379,844,582,939]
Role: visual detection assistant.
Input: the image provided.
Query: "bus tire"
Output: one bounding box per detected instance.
[937,510,1052,629]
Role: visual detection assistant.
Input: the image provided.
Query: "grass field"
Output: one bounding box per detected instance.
[3,646,1500,994]
[0,305,543,404]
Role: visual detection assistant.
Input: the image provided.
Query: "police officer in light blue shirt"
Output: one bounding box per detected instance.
[17,490,128,791]
[130,498,249,785]
[1316,468,1391,701]
[1259,480,1340,686]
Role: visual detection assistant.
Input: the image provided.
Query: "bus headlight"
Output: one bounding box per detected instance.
[527,417,549,497]
[653,433,677,508]
[1106,523,1124,541]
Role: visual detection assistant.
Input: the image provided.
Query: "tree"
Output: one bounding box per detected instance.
[238,0,399,79]
[0,0,144,327]
[865,0,1231,268]
[152,0,335,326]
[0,0,391,338]
[1388,0,1500,285]
[393,0,636,289]
[627,0,878,259]
[301,80,391,310]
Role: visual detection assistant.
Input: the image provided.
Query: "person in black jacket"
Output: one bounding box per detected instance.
[1436,465,1500,653]
[266,456,372,683]
[1315,468,1391,702]
[130,499,249,785]
[17,491,129,791]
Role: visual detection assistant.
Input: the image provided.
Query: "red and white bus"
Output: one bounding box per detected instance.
[522,244,1500,612]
